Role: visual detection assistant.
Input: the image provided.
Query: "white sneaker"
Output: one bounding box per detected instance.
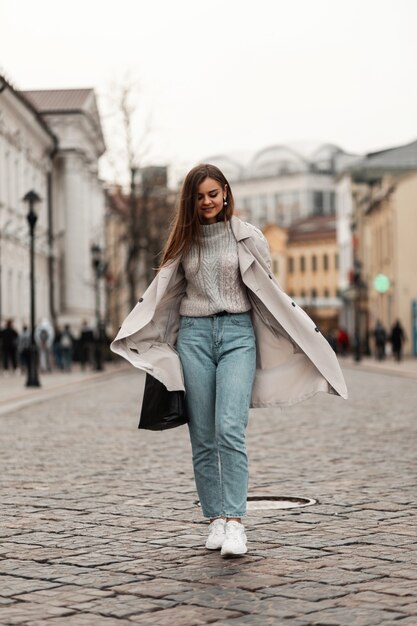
[220,521,247,557]
[205,518,226,550]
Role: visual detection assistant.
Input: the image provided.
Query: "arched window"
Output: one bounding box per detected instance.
[323,254,329,271]
[288,257,294,273]
[300,256,306,272]
[312,255,317,272]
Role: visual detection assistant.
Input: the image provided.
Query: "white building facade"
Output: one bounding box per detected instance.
[0,79,55,329]
[0,76,106,333]
[335,173,355,294]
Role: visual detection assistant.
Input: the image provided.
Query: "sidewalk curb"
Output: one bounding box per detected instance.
[0,364,131,417]
[342,360,417,380]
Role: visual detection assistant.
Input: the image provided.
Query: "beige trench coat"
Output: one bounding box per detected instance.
[111,216,348,407]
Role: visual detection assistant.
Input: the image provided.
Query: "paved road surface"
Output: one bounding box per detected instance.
[1,367,416,625]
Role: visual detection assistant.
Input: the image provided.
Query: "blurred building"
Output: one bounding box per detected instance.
[22,87,106,328]
[0,75,56,328]
[336,138,417,356]
[105,166,174,335]
[105,186,129,335]
[362,172,417,356]
[0,74,106,332]
[205,142,360,228]
[264,215,340,335]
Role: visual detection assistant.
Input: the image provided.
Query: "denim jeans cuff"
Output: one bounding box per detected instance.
[224,512,247,518]
[202,512,247,519]
[202,512,223,519]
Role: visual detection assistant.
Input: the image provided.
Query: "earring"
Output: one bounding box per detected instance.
[223,197,228,207]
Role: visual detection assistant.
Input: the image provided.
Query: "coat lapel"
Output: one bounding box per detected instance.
[231,216,257,277]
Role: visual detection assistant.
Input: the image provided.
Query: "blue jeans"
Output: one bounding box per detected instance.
[176,312,256,518]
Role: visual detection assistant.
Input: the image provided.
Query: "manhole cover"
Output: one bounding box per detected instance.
[247,496,317,510]
[196,496,317,510]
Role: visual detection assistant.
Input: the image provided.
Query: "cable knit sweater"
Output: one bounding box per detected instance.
[179,221,251,317]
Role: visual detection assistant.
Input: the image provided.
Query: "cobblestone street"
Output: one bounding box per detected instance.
[1,365,416,625]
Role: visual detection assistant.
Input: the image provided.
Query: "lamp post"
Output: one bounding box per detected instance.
[91,243,105,371]
[0,210,3,327]
[352,260,364,362]
[23,190,41,387]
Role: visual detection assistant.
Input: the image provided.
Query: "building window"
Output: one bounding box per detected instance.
[288,257,294,273]
[324,288,330,298]
[312,255,317,272]
[311,288,317,300]
[329,191,336,214]
[300,289,306,298]
[313,191,324,215]
[300,256,306,272]
[323,254,329,271]
[274,192,282,207]
[335,253,339,270]
[273,258,279,274]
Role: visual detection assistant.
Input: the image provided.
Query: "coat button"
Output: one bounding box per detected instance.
[268,274,273,279]
[315,327,320,332]
[139,297,144,303]
[291,302,296,307]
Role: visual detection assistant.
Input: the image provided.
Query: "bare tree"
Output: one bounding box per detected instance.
[101,76,173,310]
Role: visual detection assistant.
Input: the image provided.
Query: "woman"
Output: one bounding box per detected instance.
[111,164,347,558]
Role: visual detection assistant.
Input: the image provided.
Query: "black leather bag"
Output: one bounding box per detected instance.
[138,373,189,430]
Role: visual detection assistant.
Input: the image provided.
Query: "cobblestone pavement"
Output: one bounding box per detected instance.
[0,363,129,416]
[1,366,416,625]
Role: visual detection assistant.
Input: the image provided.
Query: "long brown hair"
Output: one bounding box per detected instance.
[160,163,234,268]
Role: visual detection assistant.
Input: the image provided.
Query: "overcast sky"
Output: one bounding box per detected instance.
[1,0,417,183]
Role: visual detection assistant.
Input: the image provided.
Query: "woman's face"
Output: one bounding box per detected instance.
[196,177,227,224]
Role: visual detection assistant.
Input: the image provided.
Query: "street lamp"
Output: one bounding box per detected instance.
[23,190,41,387]
[91,243,105,371]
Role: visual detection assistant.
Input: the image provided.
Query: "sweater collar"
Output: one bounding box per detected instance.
[200,220,231,237]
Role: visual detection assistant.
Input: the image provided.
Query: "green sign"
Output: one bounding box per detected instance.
[373,273,390,293]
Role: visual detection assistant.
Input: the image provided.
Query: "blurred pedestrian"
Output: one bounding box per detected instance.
[53,325,63,370]
[35,319,54,372]
[390,320,405,362]
[111,163,347,558]
[79,320,95,370]
[336,327,350,356]
[373,320,387,360]
[1,319,18,373]
[18,325,31,373]
[60,324,74,371]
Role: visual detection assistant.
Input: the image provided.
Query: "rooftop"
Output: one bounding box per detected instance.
[349,138,417,181]
[288,214,336,243]
[22,88,93,112]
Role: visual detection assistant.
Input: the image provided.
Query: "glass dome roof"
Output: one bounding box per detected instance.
[201,142,356,180]
[250,145,309,177]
